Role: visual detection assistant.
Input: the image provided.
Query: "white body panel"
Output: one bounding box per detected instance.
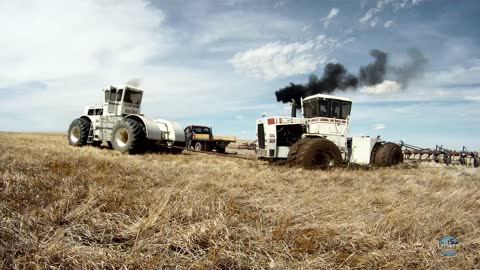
[155,119,186,142]
[256,117,306,158]
[350,136,379,164]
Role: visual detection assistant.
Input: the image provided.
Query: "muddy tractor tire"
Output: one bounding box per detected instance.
[373,142,404,167]
[216,147,226,154]
[68,118,91,146]
[474,158,479,168]
[111,118,146,154]
[295,138,342,170]
[287,137,312,165]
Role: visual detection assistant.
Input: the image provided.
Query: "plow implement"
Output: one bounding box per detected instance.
[399,141,480,167]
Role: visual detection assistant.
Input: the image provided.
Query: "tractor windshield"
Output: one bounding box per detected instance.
[124,89,143,105]
[303,98,351,119]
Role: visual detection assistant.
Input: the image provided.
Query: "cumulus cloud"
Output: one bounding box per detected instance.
[321,8,340,28]
[0,0,265,132]
[0,0,171,85]
[229,35,340,80]
[360,80,402,95]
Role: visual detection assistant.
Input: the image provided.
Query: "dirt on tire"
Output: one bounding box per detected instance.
[287,137,313,165]
[295,138,342,170]
[373,142,404,167]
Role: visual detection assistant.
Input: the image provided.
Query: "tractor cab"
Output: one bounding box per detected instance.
[103,85,143,116]
[301,93,352,138]
[302,94,352,120]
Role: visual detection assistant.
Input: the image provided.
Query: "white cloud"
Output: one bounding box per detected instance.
[301,24,312,32]
[359,8,380,25]
[229,35,339,80]
[360,80,402,95]
[384,20,394,28]
[0,0,171,85]
[321,8,340,28]
[373,123,386,130]
[0,0,271,132]
[359,0,424,27]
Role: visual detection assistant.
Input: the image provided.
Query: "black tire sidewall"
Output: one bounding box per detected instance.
[374,142,403,167]
[111,118,146,154]
[297,138,342,169]
[68,118,90,146]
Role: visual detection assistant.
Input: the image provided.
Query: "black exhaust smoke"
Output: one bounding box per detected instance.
[275,49,426,106]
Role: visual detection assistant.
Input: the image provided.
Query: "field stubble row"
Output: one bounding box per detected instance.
[0,133,479,269]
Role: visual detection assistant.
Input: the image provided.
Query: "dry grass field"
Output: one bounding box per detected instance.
[1,132,479,269]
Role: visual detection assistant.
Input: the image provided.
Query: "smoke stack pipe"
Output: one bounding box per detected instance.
[291,101,297,117]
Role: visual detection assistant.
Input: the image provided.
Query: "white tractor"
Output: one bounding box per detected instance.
[68,85,186,154]
[256,93,403,169]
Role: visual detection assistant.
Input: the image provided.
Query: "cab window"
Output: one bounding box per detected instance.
[341,102,351,119]
[319,99,329,117]
[110,89,117,102]
[116,89,123,102]
[331,101,340,118]
[303,100,319,118]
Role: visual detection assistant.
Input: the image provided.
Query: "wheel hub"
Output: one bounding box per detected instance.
[115,128,129,147]
[70,126,80,143]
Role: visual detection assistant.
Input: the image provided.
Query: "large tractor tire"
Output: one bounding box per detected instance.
[68,118,90,146]
[216,147,226,154]
[287,137,312,165]
[295,138,342,170]
[373,142,404,167]
[111,118,146,154]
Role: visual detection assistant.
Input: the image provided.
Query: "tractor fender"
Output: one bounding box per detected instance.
[124,114,164,141]
[155,119,186,143]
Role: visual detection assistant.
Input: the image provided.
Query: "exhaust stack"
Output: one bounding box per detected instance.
[291,101,297,117]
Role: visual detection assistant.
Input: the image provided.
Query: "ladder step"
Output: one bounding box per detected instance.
[87,125,94,143]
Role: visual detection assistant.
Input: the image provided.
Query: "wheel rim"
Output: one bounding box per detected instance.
[115,128,129,147]
[70,126,80,143]
[195,143,202,151]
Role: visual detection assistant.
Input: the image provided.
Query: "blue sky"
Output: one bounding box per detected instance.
[1,0,479,150]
